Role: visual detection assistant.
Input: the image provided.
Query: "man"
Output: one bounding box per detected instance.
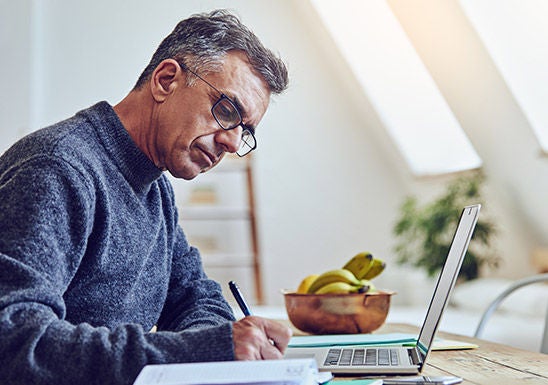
[0,9,291,385]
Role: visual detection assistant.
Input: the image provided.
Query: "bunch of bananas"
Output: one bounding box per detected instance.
[296,252,386,295]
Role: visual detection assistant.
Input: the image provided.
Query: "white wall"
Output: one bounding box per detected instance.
[0,0,32,153]
[1,0,542,308]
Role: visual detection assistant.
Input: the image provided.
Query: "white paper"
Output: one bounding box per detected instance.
[133,358,326,385]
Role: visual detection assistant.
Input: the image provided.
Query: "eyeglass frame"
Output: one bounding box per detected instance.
[178,62,257,157]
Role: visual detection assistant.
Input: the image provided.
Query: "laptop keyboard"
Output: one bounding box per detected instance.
[324,348,400,366]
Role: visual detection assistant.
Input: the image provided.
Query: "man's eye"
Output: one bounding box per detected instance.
[214,98,240,126]
[217,104,235,119]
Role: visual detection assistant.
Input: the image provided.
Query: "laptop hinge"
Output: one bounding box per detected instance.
[409,347,423,366]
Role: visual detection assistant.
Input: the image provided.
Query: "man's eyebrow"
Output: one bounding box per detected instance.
[244,124,256,134]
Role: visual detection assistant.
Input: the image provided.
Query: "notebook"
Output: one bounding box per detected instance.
[284,204,481,375]
[133,358,333,385]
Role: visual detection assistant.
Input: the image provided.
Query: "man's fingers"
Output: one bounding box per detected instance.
[232,316,292,360]
[259,338,283,359]
[263,320,292,352]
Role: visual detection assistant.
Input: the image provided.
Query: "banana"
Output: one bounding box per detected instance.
[296,274,319,294]
[362,258,386,280]
[314,281,364,294]
[307,268,362,294]
[360,279,376,293]
[343,252,373,279]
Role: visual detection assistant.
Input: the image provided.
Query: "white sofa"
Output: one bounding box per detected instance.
[377,277,547,352]
[435,277,547,352]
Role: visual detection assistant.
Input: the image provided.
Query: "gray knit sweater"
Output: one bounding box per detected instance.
[0,102,236,385]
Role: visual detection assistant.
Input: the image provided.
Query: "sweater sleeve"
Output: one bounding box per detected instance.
[0,157,235,385]
[156,177,237,332]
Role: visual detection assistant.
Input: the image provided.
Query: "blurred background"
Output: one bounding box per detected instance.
[2,0,547,350]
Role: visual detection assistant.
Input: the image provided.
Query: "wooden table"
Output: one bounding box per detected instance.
[336,323,548,385]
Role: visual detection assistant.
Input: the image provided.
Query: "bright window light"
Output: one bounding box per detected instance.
[460,0,548,154]
[310,0,482,176]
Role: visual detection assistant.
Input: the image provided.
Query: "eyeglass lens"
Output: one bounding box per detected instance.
[212,97,256,156]
[240,131,256,155]
[212,97,241,129]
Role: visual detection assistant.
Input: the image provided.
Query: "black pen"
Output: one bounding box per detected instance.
[228,281,276,347]
[228,280,253,316]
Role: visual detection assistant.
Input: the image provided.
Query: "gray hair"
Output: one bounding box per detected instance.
[134,9,288,94]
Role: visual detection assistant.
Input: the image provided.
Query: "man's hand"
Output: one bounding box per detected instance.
[232,316,292,360]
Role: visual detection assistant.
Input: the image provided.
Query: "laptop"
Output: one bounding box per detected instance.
[284,204,481,374]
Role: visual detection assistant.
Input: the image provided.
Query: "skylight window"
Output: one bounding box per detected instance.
[459,0,548,155]
[310,0,482,176]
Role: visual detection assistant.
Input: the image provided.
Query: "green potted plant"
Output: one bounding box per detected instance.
[393,171,499,281]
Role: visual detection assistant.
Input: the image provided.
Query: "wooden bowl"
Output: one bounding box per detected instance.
[283,290,395,334]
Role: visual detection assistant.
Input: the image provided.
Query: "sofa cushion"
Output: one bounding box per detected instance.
[450,277,548,317]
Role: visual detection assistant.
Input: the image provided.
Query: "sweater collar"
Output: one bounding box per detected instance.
[81,101,164,191]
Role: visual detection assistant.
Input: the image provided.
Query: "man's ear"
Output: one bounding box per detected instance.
[150,59,182,102]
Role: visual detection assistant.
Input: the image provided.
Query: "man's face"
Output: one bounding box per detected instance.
[152,52,271,180]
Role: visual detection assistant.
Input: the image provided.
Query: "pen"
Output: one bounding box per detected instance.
[228,281,277,347]
[228,280,253,316]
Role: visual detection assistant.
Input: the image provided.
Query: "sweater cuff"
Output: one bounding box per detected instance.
[175,322,235,362]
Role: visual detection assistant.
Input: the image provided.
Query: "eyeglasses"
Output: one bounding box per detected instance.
[181,64,257,157]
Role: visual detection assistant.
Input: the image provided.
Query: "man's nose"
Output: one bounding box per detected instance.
[216,126,242,153]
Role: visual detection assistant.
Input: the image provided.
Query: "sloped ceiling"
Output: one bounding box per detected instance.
[306,0,548,249]
[386,0,548,245]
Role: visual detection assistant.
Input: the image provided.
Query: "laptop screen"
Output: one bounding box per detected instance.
[415,204,481,368]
